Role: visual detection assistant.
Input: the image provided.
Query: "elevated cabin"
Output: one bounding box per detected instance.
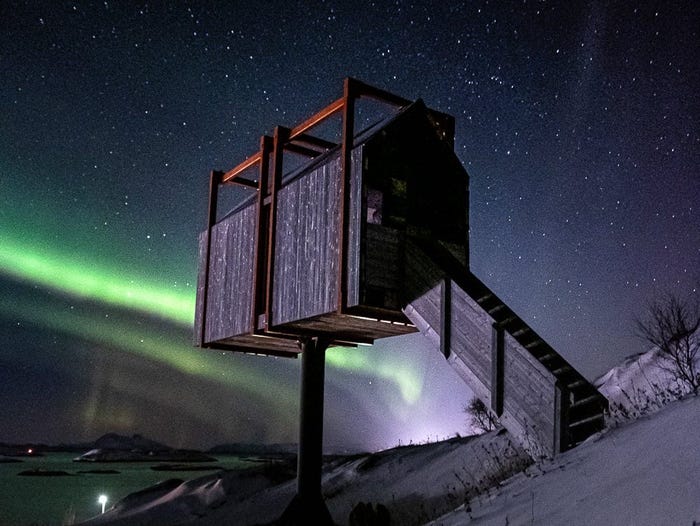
[194,79,466,354]
[194,78,607,458]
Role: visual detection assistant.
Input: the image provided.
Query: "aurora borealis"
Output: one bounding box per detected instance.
[0,228,434,449]
[1,1,698,452]
[0,238,195,325]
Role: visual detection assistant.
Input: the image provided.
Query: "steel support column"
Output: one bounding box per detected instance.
[279,336,334,525]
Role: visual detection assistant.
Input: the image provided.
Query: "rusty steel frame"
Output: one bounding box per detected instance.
[221,151,262,184]
[265,126,289,331]
[202,77,439,351]
[252,135,273,334]
[290,97,344,139]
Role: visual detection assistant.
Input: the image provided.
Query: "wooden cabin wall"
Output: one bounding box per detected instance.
[195,204,257,344]
[446,285,558,457]
[501,332,558,458]
[194,239,205,346]
[272,156,342,326]
[361,107,469,251]
[347,142,412,313]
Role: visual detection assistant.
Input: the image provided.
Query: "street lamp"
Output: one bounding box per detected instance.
[98,494,108,514]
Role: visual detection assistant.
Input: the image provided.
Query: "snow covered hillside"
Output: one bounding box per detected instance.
[79,431,531,526]
[78,344,700,526]
[595,345,698,423]
[430,393,700,525]
[429,344,700,525]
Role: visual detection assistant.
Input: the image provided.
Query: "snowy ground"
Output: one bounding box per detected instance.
[595,346,695,424]
[80,430,531,526]
[79,347,700,525]
[430,346,700,525]
[431,394,700,525]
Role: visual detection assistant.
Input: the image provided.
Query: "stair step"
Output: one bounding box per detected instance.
[569,399,605,422]
[568,419,605,447]
[567,379,587,390]
[524,339,545,350]
[570,394,603,408]
[552,365,573,376]
[476,293,494,305]
[528,346,549,359]
[499,316,518,328]
[538,352,559,363]
[488,304,506,315]
[511,327,531,337]
[568,413,605,429]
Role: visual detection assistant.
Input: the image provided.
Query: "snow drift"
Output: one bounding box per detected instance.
[596,342,699,423]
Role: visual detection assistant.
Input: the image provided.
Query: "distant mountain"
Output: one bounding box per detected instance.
[72,433,216,462]
[0,434,168,456]
[74,448,216,463]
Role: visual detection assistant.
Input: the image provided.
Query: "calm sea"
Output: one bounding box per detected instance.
[0,453,250,526]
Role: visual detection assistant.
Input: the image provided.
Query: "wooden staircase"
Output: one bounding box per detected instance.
[403,237,608,456]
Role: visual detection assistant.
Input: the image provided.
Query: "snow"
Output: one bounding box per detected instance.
[595,345,698,423]
[431,394,700,525]
[78,346,700,525]
[79,432,531,526]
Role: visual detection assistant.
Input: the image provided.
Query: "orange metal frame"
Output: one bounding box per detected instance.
[200,78,439,349]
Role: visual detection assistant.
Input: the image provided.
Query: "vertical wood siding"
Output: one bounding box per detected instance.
[272,156,342,326]
[363,224,403,310]
[501,331,558,457]
[195,204,257,344]
[194,234,206,346]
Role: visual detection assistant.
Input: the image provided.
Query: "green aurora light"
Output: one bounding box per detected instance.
[326,346,423,404]
[0,237,425,404]
[0,238,195,325]
[0,295,297,407]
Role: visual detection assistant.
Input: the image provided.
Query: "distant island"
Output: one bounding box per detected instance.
[1,432,298,463]
[73,433,216,463]
[208,442,297,458]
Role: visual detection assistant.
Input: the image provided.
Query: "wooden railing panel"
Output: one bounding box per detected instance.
[272,156,342,326]
[196,205,257,343]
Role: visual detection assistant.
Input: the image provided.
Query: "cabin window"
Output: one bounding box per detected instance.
[366,188,383,225]
[365,178,410,228]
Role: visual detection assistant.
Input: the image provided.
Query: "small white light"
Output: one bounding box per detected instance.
[98,495,108,514]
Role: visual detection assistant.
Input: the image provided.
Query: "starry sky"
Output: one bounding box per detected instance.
[1,1,698,452]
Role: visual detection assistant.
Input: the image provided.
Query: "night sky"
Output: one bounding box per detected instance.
[1,1,698,452]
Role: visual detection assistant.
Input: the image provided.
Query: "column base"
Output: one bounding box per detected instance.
[274,494,334,525]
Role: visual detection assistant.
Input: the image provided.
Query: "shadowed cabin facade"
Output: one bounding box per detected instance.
[194,79,607,464]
